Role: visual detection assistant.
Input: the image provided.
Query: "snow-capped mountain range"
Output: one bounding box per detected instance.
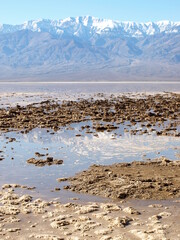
[0,16,179,81]
[0,16,180,37]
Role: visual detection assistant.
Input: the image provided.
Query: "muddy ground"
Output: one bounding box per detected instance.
[0,185,180,240]
[0,93,179,137]
[0,92,180,239]
[66,158,180,200]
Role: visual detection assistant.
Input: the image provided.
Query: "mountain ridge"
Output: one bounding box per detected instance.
[0,16,179,81]
[0,16,180,37]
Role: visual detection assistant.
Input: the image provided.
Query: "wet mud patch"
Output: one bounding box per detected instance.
[27,157,63,167]
[66,158,180,200]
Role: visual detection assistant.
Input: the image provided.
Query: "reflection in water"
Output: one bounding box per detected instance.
[0,83,179,202]
[21,125,179,161]
[0,124,179,201]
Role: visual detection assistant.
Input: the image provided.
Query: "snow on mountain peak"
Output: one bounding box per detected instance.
[0,16,179,37]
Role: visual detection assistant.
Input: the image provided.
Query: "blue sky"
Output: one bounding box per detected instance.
[0,0,180,24]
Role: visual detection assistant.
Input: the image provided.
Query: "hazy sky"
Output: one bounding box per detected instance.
[0,0,180,24]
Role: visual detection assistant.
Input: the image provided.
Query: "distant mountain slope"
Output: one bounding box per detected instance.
[0,16,179,81]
